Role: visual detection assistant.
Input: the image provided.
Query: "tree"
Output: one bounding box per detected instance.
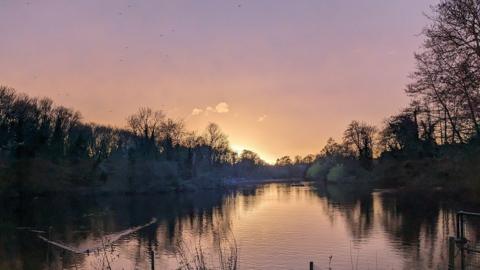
[293,155,303,165]
[88,124,119,162]
[380,112,420,153]
[35,98,54,152]
[275,156,292,166]
[301,154,316,164]
[424,1,480,64]
[204,123,229,165]
[406,0,480,142]
[407,50,466,143]
[68,123,91,160]
[343,121,377,168]
[159,118,185,160]
[11,94,39,157]
[50,106,81,157]
[239,149,264,167]
[320,138,351,158]
[127,107,164,154]
[0,86,16,150]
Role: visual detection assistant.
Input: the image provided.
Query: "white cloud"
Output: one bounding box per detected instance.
[191,102,230,116]
[191,108,203,115]
[258,114,267,122]
[215,102,229,113]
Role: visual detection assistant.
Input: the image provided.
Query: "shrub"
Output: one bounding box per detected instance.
[327,164,348,183]
[306,159,335,179]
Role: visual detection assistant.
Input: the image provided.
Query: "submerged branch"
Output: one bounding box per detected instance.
[38,217,157,254]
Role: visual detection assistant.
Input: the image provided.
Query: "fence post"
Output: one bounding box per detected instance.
[448,236,455,270]
[456,212,461,239]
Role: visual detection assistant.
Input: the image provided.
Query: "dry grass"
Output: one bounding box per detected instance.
[175,229,238,270]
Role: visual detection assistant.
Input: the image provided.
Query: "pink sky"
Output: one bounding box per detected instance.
[0,0,435,163]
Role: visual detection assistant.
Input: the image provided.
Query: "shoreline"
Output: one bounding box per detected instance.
[222,177,307,187]
[0,177,309,199]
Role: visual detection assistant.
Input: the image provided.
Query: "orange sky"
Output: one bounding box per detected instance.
[0,0,435,163]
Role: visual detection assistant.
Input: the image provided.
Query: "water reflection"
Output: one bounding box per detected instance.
[0,182,478,269]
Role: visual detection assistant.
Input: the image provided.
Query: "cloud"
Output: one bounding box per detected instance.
[191,108,203,115]
[257,114,267,122]
[192,102,230,116]
[215,102,229,113]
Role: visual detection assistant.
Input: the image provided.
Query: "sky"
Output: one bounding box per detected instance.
[0,0,435,163]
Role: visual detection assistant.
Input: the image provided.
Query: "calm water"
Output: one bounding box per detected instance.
[1,182,479,270]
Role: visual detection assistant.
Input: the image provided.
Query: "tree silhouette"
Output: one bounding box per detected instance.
[343,121,376,169]
[127,107,164,156]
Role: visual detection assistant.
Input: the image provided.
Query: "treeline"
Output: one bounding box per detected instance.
[307,0,480,197]
[0,85,233,167]
[0,86,309,195]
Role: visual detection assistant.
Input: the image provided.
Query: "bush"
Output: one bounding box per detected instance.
[327,164,348,183]
[306,159,335,180]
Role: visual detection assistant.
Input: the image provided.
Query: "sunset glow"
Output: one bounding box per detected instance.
[0,0,434,161]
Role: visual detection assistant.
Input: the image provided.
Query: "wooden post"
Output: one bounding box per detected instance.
[149,239,155,270]
[456,212,461,239]
[448,236,455,270]
[461,246,465,270]
[309,261,314,270]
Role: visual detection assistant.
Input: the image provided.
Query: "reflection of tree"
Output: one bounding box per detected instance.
[311,184,474,269]
[4,184,479,269]
[0,189,234,269]
[313,183,374,241]
[378,191,453,269]
[380,192,441,247]
[2,183,311,269]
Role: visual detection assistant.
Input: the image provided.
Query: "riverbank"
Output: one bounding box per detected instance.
[0,155,307,198]
[222,177,306,187]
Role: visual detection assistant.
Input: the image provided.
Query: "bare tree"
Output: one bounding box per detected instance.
[204,123,229,165]
[50,106,81,157]
[320,138,352,158]
[343,121,377,168]
[159,118,185,160]
[407,0,480,142]
[127,107,164,153]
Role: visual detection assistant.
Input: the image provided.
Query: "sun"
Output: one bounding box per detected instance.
[230,144,277,165]
[230,144,246,154]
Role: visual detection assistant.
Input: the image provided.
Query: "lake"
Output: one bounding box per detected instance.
[1,181,479,269]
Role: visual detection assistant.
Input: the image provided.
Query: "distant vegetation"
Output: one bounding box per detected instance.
[307,0,480,201]
[0,86,310,196]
